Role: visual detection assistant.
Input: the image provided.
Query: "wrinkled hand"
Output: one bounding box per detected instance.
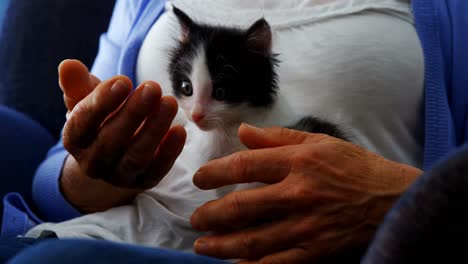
[59,59,186,212]
[191,124,422,263]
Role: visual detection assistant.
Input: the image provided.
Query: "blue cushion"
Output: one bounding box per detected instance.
[0,0,9,27]
[0,105,55,223]
[0,106,54,201]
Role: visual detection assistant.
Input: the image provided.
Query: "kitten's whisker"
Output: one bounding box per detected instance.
[216,55,226,64]
[223,64,239,74]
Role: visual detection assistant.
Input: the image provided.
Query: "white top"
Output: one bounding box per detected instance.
[27,0,424,254]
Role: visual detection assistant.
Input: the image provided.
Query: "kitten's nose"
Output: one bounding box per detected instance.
[192,113,205,122]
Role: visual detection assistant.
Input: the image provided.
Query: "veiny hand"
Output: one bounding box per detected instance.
[58,59,186,213]
[190,124,422,263]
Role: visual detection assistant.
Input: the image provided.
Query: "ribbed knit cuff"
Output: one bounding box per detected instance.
[32,151,81,222]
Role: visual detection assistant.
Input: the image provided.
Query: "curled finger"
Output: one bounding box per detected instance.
[63,77,132,153]
[191,184,296,231]
[238,123,329,150]
[193,146,293,190]
[194,214,315,260]
[113,94,177,181]
[136,125,187,189]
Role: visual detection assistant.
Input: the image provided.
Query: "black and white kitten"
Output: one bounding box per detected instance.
[168,7,347,159]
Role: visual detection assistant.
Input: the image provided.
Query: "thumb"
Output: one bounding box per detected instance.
[238,123,328,149]
[59,59,101,111]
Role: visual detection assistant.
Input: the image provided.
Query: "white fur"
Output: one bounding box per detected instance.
[180,47,214,127]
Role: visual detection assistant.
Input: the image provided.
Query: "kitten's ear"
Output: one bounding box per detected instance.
[245,18,272,55]
[173,6,193,43]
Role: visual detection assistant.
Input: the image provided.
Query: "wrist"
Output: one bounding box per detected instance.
[60,155,142,213]
[366,158,422,226]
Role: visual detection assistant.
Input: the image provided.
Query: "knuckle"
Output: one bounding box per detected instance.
[239,233,258,258]
[93,87,121,114]
[231,151,251,182]
[125,103,144,117]
[226,192,244,221]
[71,100,93,121]
[294,216,317,237]
[280,127,308,142]
[325,137,344,149]
[62,132,76,153]
[64,104,96,149]
[89,89,102,108]
[126,94,151,118]
[323,136,348,152]
[278,127,295,140]
[70,101,85,116]
[82,165,97,179]
[81,158,100,179]
[291,149,316,168]
[83,143,116,178]
[287,184,313,202]
[119,150,148,176]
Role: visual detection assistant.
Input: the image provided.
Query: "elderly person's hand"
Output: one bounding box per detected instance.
[58,59,186,213]
[191,124,422,263]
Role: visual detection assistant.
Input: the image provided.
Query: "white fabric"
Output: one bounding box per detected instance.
[27,0,424,254]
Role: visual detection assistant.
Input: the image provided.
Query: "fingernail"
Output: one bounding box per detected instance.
[111,80,128,95]
[193,170,206,189]
[242,123,264,134]
[194,238,209,253]
[190,213,200,229]
[141,83,160,105]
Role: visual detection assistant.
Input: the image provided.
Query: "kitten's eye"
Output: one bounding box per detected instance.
[214,87,226,101]
[180,81,193,96]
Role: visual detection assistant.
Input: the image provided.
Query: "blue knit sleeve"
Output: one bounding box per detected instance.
[32,141,81,222]
[31,0,145,222]
[91,0,142,79]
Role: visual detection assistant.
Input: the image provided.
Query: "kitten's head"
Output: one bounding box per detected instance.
[168,7,279,131]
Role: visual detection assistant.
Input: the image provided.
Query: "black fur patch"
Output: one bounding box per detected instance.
[288,116,350,140]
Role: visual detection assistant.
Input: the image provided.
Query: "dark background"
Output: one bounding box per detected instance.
[0,0,116,139]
